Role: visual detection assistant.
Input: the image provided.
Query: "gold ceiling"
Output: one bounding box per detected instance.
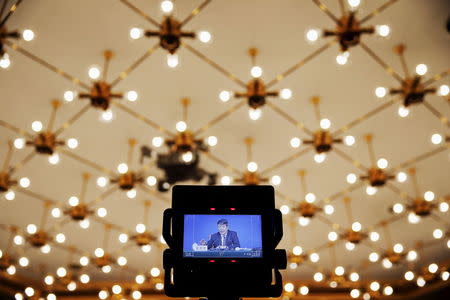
[0,0,449,299]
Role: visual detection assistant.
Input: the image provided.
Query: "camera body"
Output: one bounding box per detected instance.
[163,185,286,299]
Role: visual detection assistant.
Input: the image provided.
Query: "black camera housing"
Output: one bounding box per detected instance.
[162,185,286,299]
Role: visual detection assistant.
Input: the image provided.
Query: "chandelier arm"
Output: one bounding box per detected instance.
[47,218,71,236]
[110,44,160,88]
[316,181,365,207]
[0,0,8,19]
[2,140,13,172]
[15,186,57,205]
[111,101,177,138]
[311,0,340,24]
[118,0,160,28]
[138,184,171,203]
[333,147,369,172]
[265,101,314,136]
[315,214,335,228]
[359,0,400,25]
[422,101,450,128]
[422,69,450,87]
[429,213,450,228]
[389,145,448,173]
[139,159,155,174]
[52,241,84,256]
[360,240,388,255]
[0,119,34,139]
[202,151,242,176]
[260,147,312,177]
[337,0,346,15]
[86,186,118,207]
[274,189,300,207]
[181,42,247,88]
[8,150,36,175]
[179,0,212,27]
[332,99,396,137]
[266,40,335,89]
[3,40,91,90]
[193,101,245,137]
[385,182,415,203]
[53,104,91,137]
[111,242,135,258]
[0,0,22,28]
[58,149,115,176]
[359,42,404,84]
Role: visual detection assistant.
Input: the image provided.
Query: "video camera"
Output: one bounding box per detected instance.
[162,185,286,300]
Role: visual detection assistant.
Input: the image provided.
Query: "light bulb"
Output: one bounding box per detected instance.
[438,84,450,96]
[280,205,290,215]
[247,161,258,172]
[67,281,77,291]
[335,266,345,276]
[102,265,111,273]
[428,263,438,274]
[377,158,388,169]
[14,138,25,149]
[129,27,143,40]
[329,281,337,288]
[100,109,114,122]
[250,66,262,78]
[407,250,418,262]
[146,176,157,186]
[22,29,35,41]
[383,286,393,296]
[44,275,54,285]
[14,235,23,245]
[439,202,449,212]
[97,207,107,218]
[375,86,387,98]
[382,258,393,269]
[7,265,16,275]
[63,90,75,102]
[392,203,404,214]
[366,186,377,195]
[370,281,380,291]
[150,267,161,277]
[132,290,142,300]
[314,272,324,282]
[112,284,122,294]
[176,121,187,132]
[396,171,407,182]
[68,196,79,206]
[375,24,391,37]
[41,244,51,254]
[160,0,174,13]
[350,272,359,282]
[31,120,43,132]
[292,245,303,256]
[181,151,193,163]
[310,252,319,262]
[284,283,294,292]
[80,256,89,266]
[314,153,326,163]
[393,243,404,253]
[408,212,421,224]
[369,252,379,262]
[167,54,179,68]
[19,257,29,267]
[136,274,146,284]
[57,267,67,277]
[220,176,231,185]
[298,216,310,226]
[141,245,152,253]
[336,51,350,65]
[433,228,443,239]
[347,0,361,8]
[48,153,60,165]
[346,242,356,251]
[324,204,334,215]
[119,233,128,243]
[24,287,34,297]
[198,31,212,43]
[248,108,262,120]
[19,177,30,188]
[136,223,146,233]
[328,231,338,241]
[0,53,11,69]
[271,175,281,185]
[320,118,331,129]
[415,64,428,76]
[344,135,355,146]
[405,271,415,281]
[219,90,231,102]
[369,231,380,242]
[5,190,15,201]
[80,274,90,284]
[99,290,109,299]
[280,88,292,100]
[55,233,65,243]
[67,138,78,149]
[117,163,128,174]
[117,256,127,266]
[305,192,316,203]
[441,271,449,281]
[206,136,218,147]
[299,286,309,295]
[350,289,360,299]
[79,219,90,229]
[290,137,301,148]
[88,65,101,79]
[352,222,362,232]
[305,28,321,42]
[27,224,37,234]
[424,191,435,201]
[417,276,426,287]
[431,133,443,145]
[94,248,104,258]
[346,173,357,184]
[126,189,137,199]
[126,90,138,102]
[398,105,409,118]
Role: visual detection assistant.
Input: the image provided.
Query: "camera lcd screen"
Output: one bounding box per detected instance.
[183,214,263,258]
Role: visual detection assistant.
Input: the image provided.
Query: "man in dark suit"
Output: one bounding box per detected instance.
[207,218,240,250]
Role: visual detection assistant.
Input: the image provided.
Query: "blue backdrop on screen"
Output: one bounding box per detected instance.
[183,215,262,251]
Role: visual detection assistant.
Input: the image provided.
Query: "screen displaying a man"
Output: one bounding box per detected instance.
[207,218,240,250]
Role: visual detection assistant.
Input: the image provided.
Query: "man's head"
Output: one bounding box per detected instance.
[217,219,229,234]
